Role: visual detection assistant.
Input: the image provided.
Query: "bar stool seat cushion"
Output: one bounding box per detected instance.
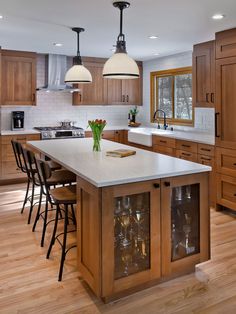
[49,185,77,204]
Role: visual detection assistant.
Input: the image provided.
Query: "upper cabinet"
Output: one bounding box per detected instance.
[216,28,236,59]
[192,41,215,108]
[73,59,142,106]
[1,50,37,106]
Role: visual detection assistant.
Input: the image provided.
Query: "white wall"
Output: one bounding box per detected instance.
[140,51,215,133]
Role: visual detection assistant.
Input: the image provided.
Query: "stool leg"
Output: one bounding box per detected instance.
[32,187,43,232]
[58,204,68,281]
[27,182,35,224]
[41,198,49,247]
[21,178,30,214]
[71,204,76,225]
[46,204,59,259]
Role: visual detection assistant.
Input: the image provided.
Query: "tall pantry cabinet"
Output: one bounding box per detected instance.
[215,28,236,211]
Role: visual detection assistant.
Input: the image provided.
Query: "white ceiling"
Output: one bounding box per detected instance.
[0,0,236,61]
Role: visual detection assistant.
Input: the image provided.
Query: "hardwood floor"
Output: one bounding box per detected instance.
[1,183,236,313]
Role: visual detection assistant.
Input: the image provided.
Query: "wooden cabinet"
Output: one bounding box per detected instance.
[1,50,36,106]
[216,174,236,211]
[85,130,124,143]
[107,66,143,106]
[0,133,40,181]
[215,56,236,149]
[176,140,198,162]
[77,172,209,301]
[192,41,215,108]
[73,60,108,105]
[101,180,161,300]
[161,174,210,277]
[216,28,236,59]
[73,59,142,106]
[152,135,176,157]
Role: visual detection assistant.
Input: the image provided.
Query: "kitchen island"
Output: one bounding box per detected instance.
[29,138,211,302]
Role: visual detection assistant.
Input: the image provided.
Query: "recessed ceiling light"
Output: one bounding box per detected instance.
[149,35,158,39]
[0,15,3,19]
[212,14,225,20]
[53,43,63,47]
[154,53,160,56]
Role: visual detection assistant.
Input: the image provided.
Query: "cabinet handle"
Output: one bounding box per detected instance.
[126,95,129,102]
[233,163,236,166]
[206,93,210,103]
[182,152,191,157]
[211,93,214,103]
[200,157,211,161]
[32,93,36,103]
[164,182,170,187]
[160,140,167,144]
[153,183,160,189]
[215,112,220,138]
[201,148,211,152]
[234,194,236,197]
[122,95,125,102]
[182,144,190,148]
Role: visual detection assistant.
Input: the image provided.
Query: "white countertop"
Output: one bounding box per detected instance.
[0,129,40,135]
[28,138,211,188]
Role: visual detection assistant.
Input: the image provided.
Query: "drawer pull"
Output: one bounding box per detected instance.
[153,183,160,189]
[160,140,167,144]
[164,182,170,187]
[182,152,191,157]
[200,157,211,161]
[201,148,211,152]
[182,144,191,148]
[233,163,236,166]
[234,194,236,197]
[206,93,210,103]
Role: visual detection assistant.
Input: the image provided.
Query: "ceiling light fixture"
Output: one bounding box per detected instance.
[65,27,92,84]
[212,14,225,20]
[149,35,158,39]
[0,15,3,19]
[103,1,139,79]
[53,43,63,47]
[154,53,160,56]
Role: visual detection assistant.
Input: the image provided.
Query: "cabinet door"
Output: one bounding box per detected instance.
[192,41,215,108]
[122,66,143,106]
[107,79,123,104]
[1,51,36,106]
[101,180,161,299]
[215,57,236,149]
[161,174,209,277]
[73,62,108,105]
[216,29,236,59]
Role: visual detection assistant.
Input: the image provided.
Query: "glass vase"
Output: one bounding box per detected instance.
[92,131,101,152]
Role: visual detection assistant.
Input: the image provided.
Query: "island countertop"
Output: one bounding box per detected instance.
[28,138,211,187]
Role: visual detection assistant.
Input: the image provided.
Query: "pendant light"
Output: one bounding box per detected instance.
[65,27,92,83]
[103,1,139,79]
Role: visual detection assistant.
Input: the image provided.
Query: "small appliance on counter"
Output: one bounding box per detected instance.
[12,111,24,131]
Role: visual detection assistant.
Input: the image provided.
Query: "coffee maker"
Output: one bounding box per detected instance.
[12,111,24,131]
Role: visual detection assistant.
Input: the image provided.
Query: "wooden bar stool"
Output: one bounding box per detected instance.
[33,154,76,247]
[37,159,77,281]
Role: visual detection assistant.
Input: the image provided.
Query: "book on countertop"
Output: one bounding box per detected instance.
[106,149,136,158]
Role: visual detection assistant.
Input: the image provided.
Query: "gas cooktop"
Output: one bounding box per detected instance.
[34,126,84,131]
[34,126,85,140]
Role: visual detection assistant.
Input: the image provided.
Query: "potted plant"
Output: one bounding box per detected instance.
[88,119,107,152]
[129,106,139,124]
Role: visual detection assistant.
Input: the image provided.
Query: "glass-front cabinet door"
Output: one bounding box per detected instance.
[101,180,161,299]
[161,174,210,277]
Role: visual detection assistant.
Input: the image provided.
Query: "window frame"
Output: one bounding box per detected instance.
[150,67,193,126]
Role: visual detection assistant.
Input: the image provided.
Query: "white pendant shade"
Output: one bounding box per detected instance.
[103,53,139,79]
[65,64,92,83]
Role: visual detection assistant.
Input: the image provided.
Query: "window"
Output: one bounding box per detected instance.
[150,67,193,125]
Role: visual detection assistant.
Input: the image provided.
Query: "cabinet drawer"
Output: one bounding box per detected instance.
[217,174,236,211]
[176,140,197,153]
[2,161,23,176]
[216,147,236,177]
[152,136,176,148]
[198,144,215,157]
[1,144,16,162]
[85,131,115,140]
[198,154,214,167]
[176,150,198,162]
[153,145,175,157]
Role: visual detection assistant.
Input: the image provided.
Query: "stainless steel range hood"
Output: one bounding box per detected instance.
[37,54,80,92]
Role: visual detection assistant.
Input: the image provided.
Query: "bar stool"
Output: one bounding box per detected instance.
[37,159,77,281]
[29,152,76,247]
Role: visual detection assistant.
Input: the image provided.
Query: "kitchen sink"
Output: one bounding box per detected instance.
[128,127,175,147]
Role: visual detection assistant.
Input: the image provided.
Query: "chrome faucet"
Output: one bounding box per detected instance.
[153,109,168,130]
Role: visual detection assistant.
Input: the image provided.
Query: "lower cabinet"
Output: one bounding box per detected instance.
[85,130,124,143]
[77,173,210,301]
[0,133,40,181]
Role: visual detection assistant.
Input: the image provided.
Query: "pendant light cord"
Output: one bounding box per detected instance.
[72,27,84,65]
[119,7,125,41]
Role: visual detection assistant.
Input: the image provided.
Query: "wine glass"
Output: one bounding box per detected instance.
[120,212,131,247]
[134,210,145,241]
[123,196,135,240]
[121,247,132,276]
[115,200,124,241]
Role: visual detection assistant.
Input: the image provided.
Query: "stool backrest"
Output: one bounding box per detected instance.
[11,140,26,173]
[34,157,52,199]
